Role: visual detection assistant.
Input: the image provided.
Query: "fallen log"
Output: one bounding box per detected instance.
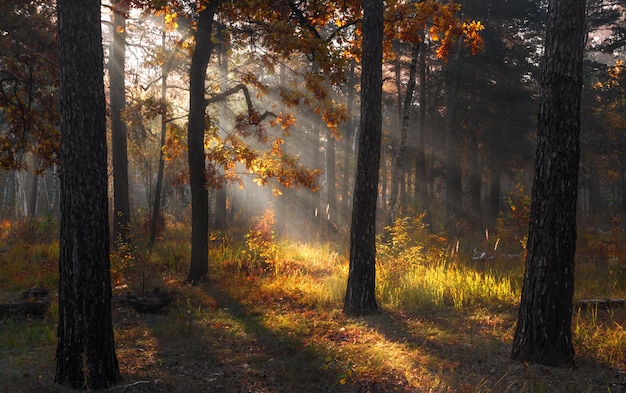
[576,299,626,310]
[0,301,50,318]
[112,292,172,313]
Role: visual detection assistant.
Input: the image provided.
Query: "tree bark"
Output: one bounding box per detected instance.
[186,2,218,283]
[110,0,131,248]
[55,0,120,388]
[343,0,383,316]
[511,0,586,367]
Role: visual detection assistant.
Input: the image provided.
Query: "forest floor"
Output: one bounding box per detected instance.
[1,269,625,393]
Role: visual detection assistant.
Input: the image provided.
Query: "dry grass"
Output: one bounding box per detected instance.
[0,218,624,392]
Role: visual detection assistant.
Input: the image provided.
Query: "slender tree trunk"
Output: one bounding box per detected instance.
[186,3,217,283]
[444,62,462,219]
[415,38,428,210]
[326,129,337,233]
[468,113,482,226]
[27,154,38,217]
[149,29,169,247]
[344,0,383,316]
[388,42,419,226]
[511,0,586,366]
[55,0,120,388]
[214,28,230,231]
[489,134,502,227]
[110,0,130,248]
[341,61,356,230]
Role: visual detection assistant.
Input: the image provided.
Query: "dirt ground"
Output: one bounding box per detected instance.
[3,277,626,393]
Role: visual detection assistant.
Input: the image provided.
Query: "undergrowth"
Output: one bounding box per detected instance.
[0,214,625,392]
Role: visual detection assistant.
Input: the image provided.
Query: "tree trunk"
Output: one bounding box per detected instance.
[186,3,218,283]
[344,0,383,316]
[468,113,482,226]
[55,0,120,388]
[326,129,337,233]
[214,29,230,231]
[444,63,462,220]
[149,28,169,247]
[110,0,131,248]
[511,0,586,367]
[415,38,428,210]
[341,61,356,230]
[388,43,419,226]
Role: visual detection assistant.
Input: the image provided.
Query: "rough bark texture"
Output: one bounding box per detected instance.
[511,0,586,367]
[55,0,120,388]
[343,0,382,316]
[110,0,131,247]
[187,3,218,283]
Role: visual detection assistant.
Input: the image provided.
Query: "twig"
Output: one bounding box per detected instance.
[108,380,151,392]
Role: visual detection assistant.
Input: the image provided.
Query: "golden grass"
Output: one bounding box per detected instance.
[0,217,625,392]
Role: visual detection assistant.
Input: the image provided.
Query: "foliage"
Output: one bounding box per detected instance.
[0,0,60,171]
[245,207,278,270]
[377,214,519,310]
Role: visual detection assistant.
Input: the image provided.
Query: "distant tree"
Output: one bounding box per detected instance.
[0,0,59,171]
[343,0,383,316]
[55,0,120,388]
[110,0,131,248]
[511,0,586,366]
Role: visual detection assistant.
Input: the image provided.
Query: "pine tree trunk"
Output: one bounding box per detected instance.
[187,3,217,283]
[55,0,120,388]
[511,0,586,367]
[344,0,383,316]
[110,0,131,248]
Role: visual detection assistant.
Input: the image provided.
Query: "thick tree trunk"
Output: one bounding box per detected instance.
[186,3,217,283]
[344,0,382,316]
[511,0,586,367]
[55,0,120,388]
[110,0,131,248]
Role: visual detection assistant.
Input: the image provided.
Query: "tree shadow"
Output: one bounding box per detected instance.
[119,278,360,393]
[360,305,626,392]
